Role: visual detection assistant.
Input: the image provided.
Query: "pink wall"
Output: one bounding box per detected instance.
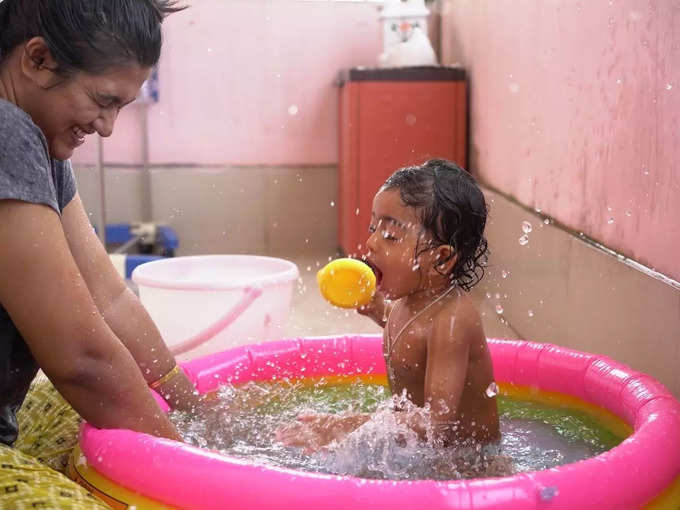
[72,0,382,167]
[440,0,680,281]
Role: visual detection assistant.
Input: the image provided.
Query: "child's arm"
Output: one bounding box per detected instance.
[275,412,370,452]
[423,309,471,441]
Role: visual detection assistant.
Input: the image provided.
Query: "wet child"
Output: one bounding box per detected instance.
[277,159,500,452]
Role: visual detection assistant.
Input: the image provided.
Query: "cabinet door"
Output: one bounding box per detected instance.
[354,81,466,254]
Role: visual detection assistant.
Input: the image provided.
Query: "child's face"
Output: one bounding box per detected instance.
[364,189,439,300]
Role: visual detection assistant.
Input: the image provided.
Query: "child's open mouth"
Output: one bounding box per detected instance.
[363,258,383,287]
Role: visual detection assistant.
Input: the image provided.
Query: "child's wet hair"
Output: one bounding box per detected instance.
[381,159,488,291]
[0,0,186,75]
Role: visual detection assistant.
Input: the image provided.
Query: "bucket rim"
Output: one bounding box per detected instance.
[131,254,299,291]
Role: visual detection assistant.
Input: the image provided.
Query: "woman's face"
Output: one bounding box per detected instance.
[26,65,150,160]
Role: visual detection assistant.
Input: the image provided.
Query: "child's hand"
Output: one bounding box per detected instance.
[275,412,367,453]
[357,290,389,327]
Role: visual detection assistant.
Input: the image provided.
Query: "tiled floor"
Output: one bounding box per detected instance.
[282,251,519,341]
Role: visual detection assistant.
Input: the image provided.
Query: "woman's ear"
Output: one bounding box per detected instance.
[20,37,60,88]
[430,245,458,276]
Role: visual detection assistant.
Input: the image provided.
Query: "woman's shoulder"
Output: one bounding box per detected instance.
[0,98,49,155]
[0,99,60,212]
[0,98,41,131]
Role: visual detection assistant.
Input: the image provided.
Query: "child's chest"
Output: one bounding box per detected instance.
[383,313,429,395]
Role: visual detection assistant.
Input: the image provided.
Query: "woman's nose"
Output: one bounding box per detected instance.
[93,108,118,137]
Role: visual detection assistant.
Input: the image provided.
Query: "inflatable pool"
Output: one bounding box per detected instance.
[68,335,680,509]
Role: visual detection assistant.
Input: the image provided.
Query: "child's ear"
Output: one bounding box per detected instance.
[430,245,458,275]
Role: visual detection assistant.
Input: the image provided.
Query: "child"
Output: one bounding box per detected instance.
[277,159,499,452]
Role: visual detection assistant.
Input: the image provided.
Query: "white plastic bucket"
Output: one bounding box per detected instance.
[131,255,299,361]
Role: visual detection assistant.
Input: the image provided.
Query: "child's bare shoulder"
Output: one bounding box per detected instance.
[430,291,483,346]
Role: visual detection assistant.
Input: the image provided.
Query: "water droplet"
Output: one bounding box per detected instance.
[330,201,335,207]
[495,304,504,314]
[485,382,499,398]
[485,292,492,299]
[522,221,533,234]
[519,234,529,246]
[607,217,615,224]
[543,218,550,225]
[540,486,559,502]
[287,104,299,115]
[355,208,360,215]
[625,210,632,217]
[528,309,534,317]
[666,83,673,90]
[501,270,509,279]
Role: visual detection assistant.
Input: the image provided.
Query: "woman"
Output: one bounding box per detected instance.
[0,1,200,507]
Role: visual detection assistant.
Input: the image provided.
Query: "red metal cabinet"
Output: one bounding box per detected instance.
[337,66,467,256]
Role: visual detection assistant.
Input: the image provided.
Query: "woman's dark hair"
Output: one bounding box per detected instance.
[382,158,489,291]
[0,0,186,75]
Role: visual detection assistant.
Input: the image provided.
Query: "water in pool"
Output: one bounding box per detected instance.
[170,379,623,481]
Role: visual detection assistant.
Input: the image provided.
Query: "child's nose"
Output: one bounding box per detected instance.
[365,231,378,252]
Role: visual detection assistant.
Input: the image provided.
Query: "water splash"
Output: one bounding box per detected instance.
[485,382,499,398]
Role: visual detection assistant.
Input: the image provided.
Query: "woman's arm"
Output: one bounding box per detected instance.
[0,200,180,439]
[61,194,201,412]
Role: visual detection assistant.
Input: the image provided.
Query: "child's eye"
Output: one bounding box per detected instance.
[382,231,399,242]
[368,225,376,234]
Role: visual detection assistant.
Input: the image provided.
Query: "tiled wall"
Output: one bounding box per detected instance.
[74,165,338,257]
[473,189,680,398]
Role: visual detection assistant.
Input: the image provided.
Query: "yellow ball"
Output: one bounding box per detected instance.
[317,258,376,308]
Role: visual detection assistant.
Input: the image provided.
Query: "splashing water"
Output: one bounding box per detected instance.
[170,380,620,481]
[485,382,499,398]
[170,380,620,480]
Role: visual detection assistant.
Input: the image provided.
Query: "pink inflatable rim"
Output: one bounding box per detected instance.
[79,335,680,510]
